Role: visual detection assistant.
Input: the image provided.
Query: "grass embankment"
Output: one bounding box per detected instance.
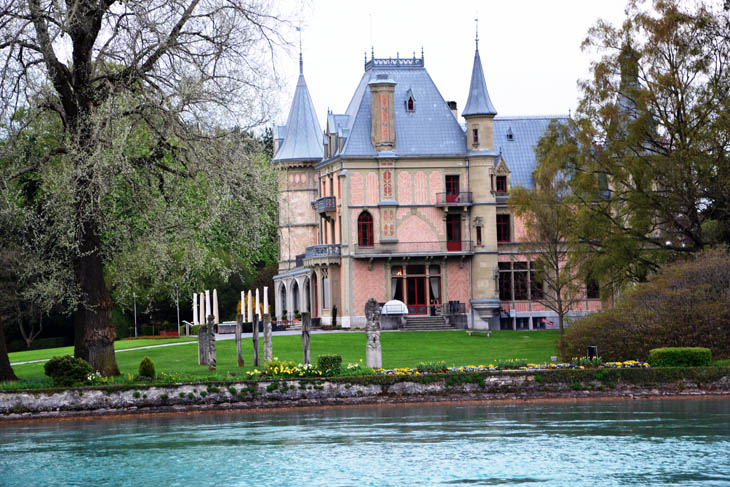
[7,330,559,383]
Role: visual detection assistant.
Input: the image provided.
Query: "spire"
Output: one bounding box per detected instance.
[475,17,479,50]
[272,45,323,162]
[462,34,497,117]
[297,26,303,75]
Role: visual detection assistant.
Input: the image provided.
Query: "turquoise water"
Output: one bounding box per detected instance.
[1,399,729,486]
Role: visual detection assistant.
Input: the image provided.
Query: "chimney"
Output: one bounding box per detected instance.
[447,101,458,120]
[368,74,397,152]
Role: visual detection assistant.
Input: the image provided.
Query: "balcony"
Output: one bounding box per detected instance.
[303,244,341,265]
[313,196,336,214]
[353,240,473,258]
[435,192,472,207]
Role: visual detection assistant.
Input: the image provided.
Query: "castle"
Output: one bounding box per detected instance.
[271,39,602,330]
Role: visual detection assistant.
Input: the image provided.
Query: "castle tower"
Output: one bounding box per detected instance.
[272,53,323,274]
[464,33,502,329]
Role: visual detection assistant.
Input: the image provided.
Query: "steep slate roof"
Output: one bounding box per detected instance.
[462,47,497,117]
[494,116,568,189]
[337,58,466,157]
[272,61,323,162]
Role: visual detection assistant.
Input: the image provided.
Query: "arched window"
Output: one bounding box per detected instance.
[358,211,374,247]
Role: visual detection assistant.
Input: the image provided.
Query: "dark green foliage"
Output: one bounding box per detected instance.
[112,308,132,340]
[43,355,92,386]
[648,348,712,367]
[561,250,730,361]
[317,355,342,376]
[207,386,219,393]
[138,356,156,378]
[133,391,141,398]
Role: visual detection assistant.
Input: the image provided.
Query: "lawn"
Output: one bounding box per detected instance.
[7,330,559,383]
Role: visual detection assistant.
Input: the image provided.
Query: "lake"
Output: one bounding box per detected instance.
[1,398,729,486]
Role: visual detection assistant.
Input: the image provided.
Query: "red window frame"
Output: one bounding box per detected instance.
[496,175,507,193]
[496,214,510,243]
[358,212,374,247]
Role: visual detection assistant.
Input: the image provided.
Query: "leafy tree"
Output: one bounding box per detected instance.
[0,1,286,375]
[537,0,730,289]
[509,132,586,336]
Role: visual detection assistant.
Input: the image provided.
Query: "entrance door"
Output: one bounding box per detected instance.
[446,213,461,251]
[406,276,427,315]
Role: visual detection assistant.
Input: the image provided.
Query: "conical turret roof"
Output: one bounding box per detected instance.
[462,46,497,117]
[273,59,323,162]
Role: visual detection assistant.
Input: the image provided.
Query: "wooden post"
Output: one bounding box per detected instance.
[252,316,260,367]
[235,314,244,367]
[264,313,272,362]
[301,312,311,365]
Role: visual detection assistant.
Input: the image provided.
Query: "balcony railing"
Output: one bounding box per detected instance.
[353,240,473,255]
[435,192,472,206]
[304,244,341,259]
[313,196,336,213]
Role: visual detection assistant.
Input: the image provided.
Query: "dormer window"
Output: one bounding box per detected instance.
[496,175,507,193]
[405,88,416,112]
[506,127,514,141]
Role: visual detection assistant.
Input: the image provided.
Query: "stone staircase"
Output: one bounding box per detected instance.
[403,315,454,331]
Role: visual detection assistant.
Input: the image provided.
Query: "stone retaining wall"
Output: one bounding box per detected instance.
[2,371,730,421]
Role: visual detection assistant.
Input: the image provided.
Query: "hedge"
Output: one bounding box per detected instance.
[648,347,712,367]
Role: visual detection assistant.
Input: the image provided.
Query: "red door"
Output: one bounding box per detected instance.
[406,276,427,315]
[446,214,461,251]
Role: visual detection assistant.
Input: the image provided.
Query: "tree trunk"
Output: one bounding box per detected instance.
[72,222,119,376]
[0,315,18,382]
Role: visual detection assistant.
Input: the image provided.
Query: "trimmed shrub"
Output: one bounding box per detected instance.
[138,356,156,378]
[44,355,93,386]
[648,347,712,367]
[317,355,343,375]
[561,249,730,361]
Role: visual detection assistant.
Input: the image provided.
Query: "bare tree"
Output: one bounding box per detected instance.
[0,0,287,375]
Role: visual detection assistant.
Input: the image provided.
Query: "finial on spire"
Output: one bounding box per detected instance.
[296,26,303,74]
[371,45,375,59]
[475,17,479,49]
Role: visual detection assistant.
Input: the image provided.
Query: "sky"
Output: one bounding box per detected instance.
[273,0,629,128]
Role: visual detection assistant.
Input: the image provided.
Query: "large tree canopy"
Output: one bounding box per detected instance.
[0,0,286,376]
[535,0,730,289]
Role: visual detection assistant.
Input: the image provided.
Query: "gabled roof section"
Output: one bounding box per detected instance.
[337,56,466,157]
[494,116,568,189]
[272,65,323,163]
[462,47,497,117]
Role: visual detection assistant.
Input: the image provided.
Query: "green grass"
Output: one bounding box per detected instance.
[6,330,559,383]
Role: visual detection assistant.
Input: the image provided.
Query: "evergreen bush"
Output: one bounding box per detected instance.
[317,355,342,375]
[138,356,156,378]
[43,355,93,386]
[648,347,712,367]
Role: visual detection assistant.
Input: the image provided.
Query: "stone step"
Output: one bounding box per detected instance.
[403,315,454,331]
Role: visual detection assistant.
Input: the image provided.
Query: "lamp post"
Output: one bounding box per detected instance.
[133,292,138,338]
[174,283,180,337]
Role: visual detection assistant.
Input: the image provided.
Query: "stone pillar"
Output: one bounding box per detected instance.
[301,312,311,365]
[252,316,260,367]
[235,314,244,367]
[264,314,273,362]
[365,298,382,369]
[207,314,216,371]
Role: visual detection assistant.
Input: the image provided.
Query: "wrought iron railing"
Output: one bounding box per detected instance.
[304,244,341,259]
[353,240,473,255]
[435,192,473,205]
[313,196,336,213]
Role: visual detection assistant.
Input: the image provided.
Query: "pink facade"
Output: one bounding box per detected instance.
[397,214,437,243]
[351,172,363,205]
[398,171,412,204]
[446,261,470,310]
[414,171,427,204]
[513,214,530,242]
[429,171,443,204]
[353,260,385,315]
[366,172,378,206]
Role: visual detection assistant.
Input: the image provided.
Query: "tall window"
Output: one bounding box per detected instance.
[445,175,459,203]
[446,213,461,251]
[586,279,600,299]
[498,262,512,300]
[472,128,479,145]
[496,214,510,242]
[496,175,507,193]
[530,261,544,299]
[358,211,374,247]
[499,261,540,302]
[476,226,482,247]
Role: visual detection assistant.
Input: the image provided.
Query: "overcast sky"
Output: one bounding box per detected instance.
[273,0,629,127]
